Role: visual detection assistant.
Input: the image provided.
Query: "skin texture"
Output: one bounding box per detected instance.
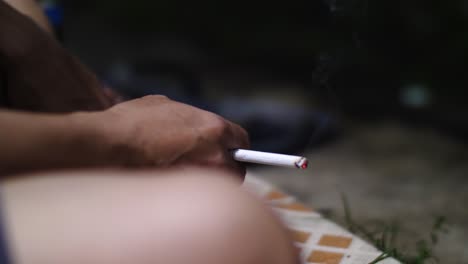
[2,169,299,264]
[0,96,250,178]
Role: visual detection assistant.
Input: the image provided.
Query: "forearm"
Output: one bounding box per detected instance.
[0,109,113,175]
[0,95,250,178]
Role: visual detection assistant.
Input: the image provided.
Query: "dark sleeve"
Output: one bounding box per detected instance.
[0,1,111,112]
[0,200,11,264]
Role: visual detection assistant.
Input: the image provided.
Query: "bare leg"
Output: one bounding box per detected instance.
[1,168,298,264]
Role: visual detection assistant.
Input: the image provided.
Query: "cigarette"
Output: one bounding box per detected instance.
[232,149,308,169]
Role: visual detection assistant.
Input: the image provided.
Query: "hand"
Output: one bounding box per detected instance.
[99,95,250,178]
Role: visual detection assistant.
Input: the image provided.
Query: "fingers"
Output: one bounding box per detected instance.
[223,149,247,181]
[198,113,249,179]
[177,157,246,183]
[174,146,247,181]
[221,120,250,180]
[224,120,250,150]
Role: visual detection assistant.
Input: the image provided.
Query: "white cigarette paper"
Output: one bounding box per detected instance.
[232,149,308,169]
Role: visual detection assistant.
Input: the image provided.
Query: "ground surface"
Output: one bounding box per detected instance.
[252,122,468,264]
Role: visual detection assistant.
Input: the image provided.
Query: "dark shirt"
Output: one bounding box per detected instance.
[0,0,110,112]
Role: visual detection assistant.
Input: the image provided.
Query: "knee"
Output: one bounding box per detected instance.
[143,170,298,264]
[2,169,298,264]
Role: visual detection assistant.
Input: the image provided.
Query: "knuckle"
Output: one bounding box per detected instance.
[238,126,249,139]
[207,115,229,138]
[230,123,250,148]
[210,150,227,163]
[241,128,251,147]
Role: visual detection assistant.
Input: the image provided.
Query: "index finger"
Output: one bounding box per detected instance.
[225,120,250,150]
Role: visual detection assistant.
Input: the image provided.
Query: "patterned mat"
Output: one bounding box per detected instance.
[244,173,401,264]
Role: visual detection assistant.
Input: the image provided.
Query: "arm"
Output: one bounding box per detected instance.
[0,109,109,174]
[0,96,249,177]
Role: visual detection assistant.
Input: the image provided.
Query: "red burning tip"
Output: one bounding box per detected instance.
[295,158,308,169]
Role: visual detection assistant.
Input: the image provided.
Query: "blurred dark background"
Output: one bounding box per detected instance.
[43,0,468,262]
[58,0,468,141]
